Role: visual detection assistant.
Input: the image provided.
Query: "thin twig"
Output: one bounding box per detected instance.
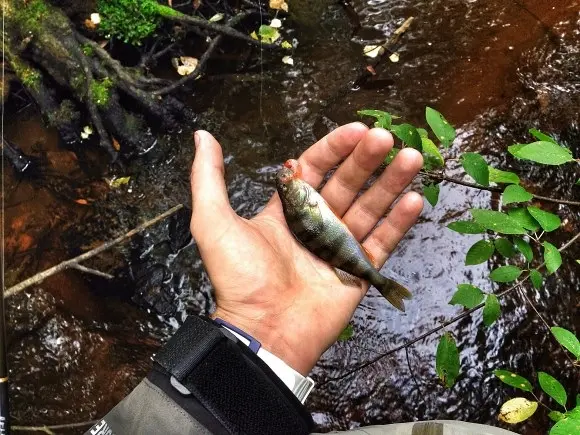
[4,205,184,298]
[423,171,580,207]
[517,285,576,365]
[13,420,98,433]
[154,12,251,96]
[161,9,268,47]
[69,263,114,280]
[319,231,580,386]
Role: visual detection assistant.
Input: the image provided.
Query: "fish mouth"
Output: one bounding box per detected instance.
[277,167,294,184]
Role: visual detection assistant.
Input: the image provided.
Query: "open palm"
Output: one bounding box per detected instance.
[190,124,423,375]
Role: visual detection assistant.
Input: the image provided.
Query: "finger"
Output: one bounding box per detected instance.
[343,148,423,240]
[321,128,394,216]
[362,191,423,266]
[261,122,368,217]
[190,130,237,239]
[298,122,369,188]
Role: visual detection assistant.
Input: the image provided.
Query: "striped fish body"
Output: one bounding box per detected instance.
[276,159,411,311]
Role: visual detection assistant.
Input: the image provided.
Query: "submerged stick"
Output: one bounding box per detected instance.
[4,204,184,298]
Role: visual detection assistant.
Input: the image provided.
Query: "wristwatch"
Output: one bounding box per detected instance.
[214,318,315,404]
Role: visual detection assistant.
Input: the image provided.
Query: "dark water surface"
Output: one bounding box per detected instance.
[3,0,579,433]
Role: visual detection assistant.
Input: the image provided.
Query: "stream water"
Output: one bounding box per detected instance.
[3,0,579,433]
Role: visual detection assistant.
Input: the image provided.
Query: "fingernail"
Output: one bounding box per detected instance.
[194,131,201,148]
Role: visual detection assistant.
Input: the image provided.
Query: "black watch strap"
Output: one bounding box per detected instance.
[153,315,313,435]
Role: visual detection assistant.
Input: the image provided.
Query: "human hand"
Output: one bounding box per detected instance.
[190,124,423,375]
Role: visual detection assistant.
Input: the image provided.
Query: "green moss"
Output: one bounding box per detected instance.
[91,77,114,107]
[14,0,49,35]
[10,55,41,90]
[82,44,94,57]
[97,0,166,45]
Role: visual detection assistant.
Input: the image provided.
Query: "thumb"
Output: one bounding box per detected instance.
[190,130,236,240]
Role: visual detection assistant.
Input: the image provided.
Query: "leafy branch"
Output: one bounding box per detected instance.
[321,231,580,387]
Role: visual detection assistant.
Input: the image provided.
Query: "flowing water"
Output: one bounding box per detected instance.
[3,0,580,433]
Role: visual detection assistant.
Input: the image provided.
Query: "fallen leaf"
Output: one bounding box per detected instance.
[270,0,289,12]
[250,31,259,40]
[270,18,283,28]
[282,55,294,65]
[112,137,120,151]
[193,0,201,9]
[84,19,97,31]
[366,65,377,75]
[75,199,89,205]
[389,52,400,62]
[173,56,199,76]
[109,176,131,188]
[90,13,101,25]
[281,40,292,49]
[208,13,224,23]
[363,45,384,58]
[80,125,93,139]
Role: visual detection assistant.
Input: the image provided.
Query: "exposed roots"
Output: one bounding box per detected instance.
[4,0,278,160]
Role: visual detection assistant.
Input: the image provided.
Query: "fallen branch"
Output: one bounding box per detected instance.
[4,204,184,298]
[319,230,580,386]
[154,12,252,96]
[12,420,98,434]
[422,171,580,207]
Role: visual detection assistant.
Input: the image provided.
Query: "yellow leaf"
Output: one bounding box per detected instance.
[75,199,89,205]
[250,31,258,40]
[363,45,384,58]
[498,398,538,424]
[109,176,131,188]
[269,0,288,12]
[281,40,292,49]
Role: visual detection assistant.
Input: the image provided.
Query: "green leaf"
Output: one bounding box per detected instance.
[449,284,485,308]
[423,183,440,207]
[461,153,489,186]
[529,128,558,144]
[543,241,562,274]
[470,209,526,235]
[494,369,533,392]
[528,207,561,232]
[508,208,541,231]
[447,220,486,234]
[538,372,567,408]
[568,404,580,419]
[417,128,429,138]
[422,137,445,169]
[465,240,495,265]
[425,107,456,147]
[529,269,543,289]
[495,238,517,258]
[391,123,422,150]
[509,141,575,165]
[550,418,580,435]
[338,324,354,341]
[514,237,533,262]
[503,185,533,205]
[435,332,460,388]
[483,294,501,326]
[508,143,526,156]
[548,411,566,422]
[498,398,538,423]
[550,327,580,360]
[357,109,393,130]
[490,266,522,282]
[384,148,399,164]
[488,167,520,185]
[258,25,280,43]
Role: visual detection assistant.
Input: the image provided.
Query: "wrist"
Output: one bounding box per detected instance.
[210,308,319,376]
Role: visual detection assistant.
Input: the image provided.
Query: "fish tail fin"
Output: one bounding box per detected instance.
[377,278,412,312]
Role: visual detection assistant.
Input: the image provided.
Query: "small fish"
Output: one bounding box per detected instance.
[276,159,412,311]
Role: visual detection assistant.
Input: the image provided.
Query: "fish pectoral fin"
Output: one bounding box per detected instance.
[334,268,362,288]
[362,245,377,268]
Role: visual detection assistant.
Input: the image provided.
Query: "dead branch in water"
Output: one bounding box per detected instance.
[4,204,184,299]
